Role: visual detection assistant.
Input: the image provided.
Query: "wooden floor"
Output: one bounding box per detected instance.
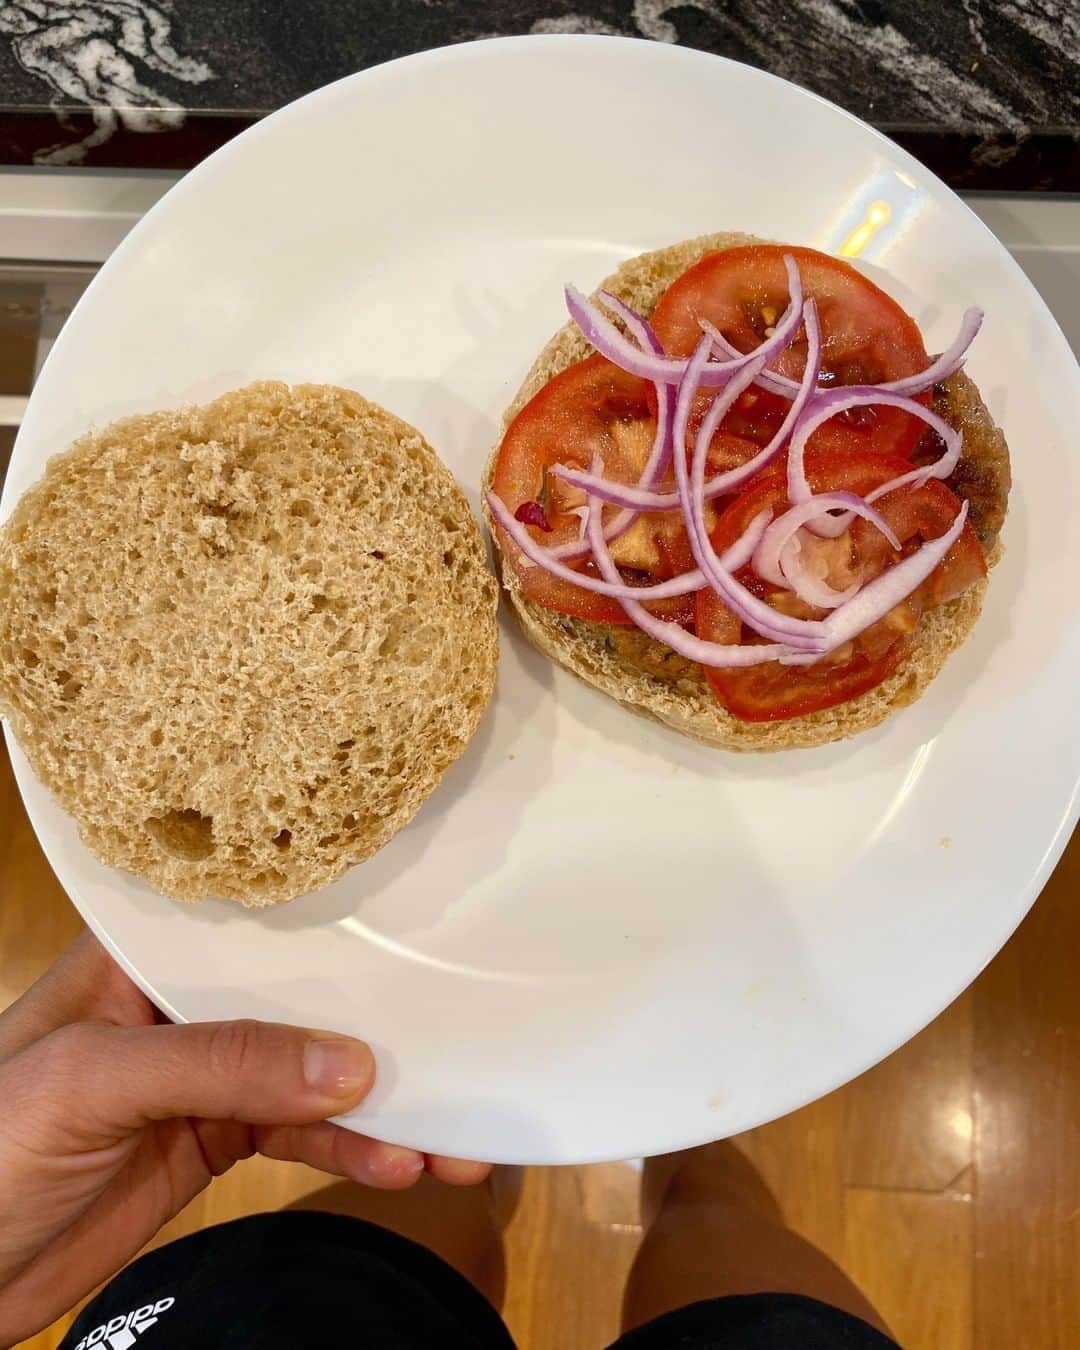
[3,735,1077,1350]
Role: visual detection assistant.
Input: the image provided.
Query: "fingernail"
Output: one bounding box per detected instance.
[303,1037,374,1098]
[377,1143,425,1180]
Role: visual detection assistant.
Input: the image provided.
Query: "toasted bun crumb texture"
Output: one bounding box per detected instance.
[0,381,498,904]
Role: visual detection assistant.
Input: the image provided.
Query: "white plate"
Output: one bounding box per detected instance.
[4,37,1079,1165]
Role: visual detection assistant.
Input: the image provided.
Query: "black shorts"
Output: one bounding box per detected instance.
[60,1212,899,1349]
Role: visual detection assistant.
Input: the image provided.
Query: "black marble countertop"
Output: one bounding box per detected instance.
[1,1,1077,191]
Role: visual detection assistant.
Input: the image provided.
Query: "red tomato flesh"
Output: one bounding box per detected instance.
[492,354,696,625]
[651,245,932,465]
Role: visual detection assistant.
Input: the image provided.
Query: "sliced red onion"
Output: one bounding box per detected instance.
[548,307,675,564]
[488,489,694,599]
[874,306,983,397]
[495,263,982,681]
[584,494,795,669]
[492,468,969,673]
[703,306,983,402]
[564,285,676,383]
[552,298,823,514]
[563,253,803,390]
[787,386,963,538]
[863,425,965,505]
[514,500,552,531]
[675,337,828,652]
[693,296,823,499]
[548,466,681,513]
[779,501,970,665]
[753,491,902,591]
[779,534,859,610]
[484,492,771,603]
[699,318,795,398]
[696,317,790,396]
[596,290,663,354]
[722,507,774,571]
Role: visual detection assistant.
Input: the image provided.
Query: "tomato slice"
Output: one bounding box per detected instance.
[491,354,695,625]
[695,451,986,722]
[651,245,932,462]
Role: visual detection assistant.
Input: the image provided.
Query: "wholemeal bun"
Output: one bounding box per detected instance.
[484,232,1008,752]
[0,381,498,904]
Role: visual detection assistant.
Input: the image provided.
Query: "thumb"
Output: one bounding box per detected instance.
[6,1019,375,1141]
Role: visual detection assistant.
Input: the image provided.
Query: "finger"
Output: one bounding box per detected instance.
[255,1120,424,1189]
[2,1018,375,1149]
[0,930,152,1061]
[425,1155,493,1186]
[189,1117,257,1177]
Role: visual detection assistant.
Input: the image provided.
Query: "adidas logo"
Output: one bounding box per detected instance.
[74,1296,175,1349]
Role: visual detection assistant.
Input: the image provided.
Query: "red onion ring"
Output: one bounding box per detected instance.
[802,437,964,544]
[779,501,970,665]
[787,387,963,539]
[675,337,828,652]
[563,254,803,390]
[552,297,823,513]
[863,430,965,504]
[724,507,774,571]
[779,534,859,610]
[703,306,983,401]
[584,493,795,669]
[875,307,983,396]
[596,290,663,354]
[548,298,675,564]
[753,491,902,592]
[765,483,903,613]
[548,466,686,513]
[691,296,823,500]
[484,490,772,602]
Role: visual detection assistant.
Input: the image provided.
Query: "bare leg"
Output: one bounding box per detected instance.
[287,1167,518,1310]
[623,1143,891,1338]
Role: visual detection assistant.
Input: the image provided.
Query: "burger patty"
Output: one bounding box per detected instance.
[927,369,1011,550]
